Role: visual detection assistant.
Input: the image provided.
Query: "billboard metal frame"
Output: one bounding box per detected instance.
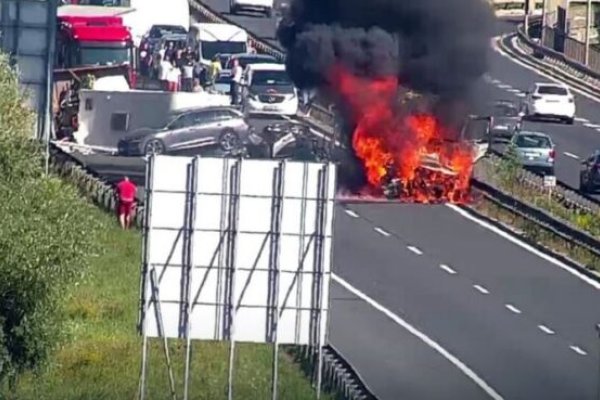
[137,155,336,400]
[0,0,57,143]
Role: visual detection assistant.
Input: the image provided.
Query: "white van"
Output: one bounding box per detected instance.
[230,0,274,17]
[241,63,298,116]
[188,23,248,66]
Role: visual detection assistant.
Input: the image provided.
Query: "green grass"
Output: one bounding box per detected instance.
[9,208,330,400]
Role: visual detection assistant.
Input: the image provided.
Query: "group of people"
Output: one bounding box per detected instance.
[140,40,236,95]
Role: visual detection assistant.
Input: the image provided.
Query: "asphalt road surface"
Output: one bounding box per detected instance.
[74,5,600,399]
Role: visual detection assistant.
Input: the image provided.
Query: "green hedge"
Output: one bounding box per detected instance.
[0,54,104,389]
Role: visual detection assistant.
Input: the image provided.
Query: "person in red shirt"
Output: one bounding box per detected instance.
[115,176,137,229]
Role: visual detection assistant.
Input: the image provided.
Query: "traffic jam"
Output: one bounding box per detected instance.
[53,0,594,203]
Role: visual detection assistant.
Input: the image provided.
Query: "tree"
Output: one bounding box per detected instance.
[0,54,103,388]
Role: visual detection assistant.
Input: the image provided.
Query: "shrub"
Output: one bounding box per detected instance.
[0,54,103,388]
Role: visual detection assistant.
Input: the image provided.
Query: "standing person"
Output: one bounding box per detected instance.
[159,55,171,91]
[167,59,181,92]
[230,58,243,105]
[181,60,194,92]
[207,55,221,91]
[115,176,137,229]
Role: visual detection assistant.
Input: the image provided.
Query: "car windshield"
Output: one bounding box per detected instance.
[252,70,293,86]
[515,134,552,148]
[493,104,519,117]
[537,85,568,95]
[201,41,247,61]
[150,25,187,38]
[79,45,130,66]
[228,56,276,68]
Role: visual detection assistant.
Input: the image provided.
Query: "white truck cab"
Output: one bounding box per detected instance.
[188,23,248,66]
[230,0,274,18]
[241,63,298,116]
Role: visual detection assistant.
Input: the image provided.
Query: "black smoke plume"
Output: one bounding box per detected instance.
[277,0,495,97]
[277,0,495,192]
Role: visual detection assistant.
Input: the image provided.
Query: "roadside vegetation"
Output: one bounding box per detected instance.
[472,150,600,272]
[0,54,328,399]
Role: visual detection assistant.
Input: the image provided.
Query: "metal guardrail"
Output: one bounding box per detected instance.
[511,23,600,97]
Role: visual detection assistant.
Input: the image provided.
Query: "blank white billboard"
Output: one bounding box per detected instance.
[140,155,336,346]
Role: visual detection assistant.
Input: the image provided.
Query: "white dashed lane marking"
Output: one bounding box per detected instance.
[497,83,512,89]
[407,246,423,255]
[569,345,587,356]
[507,88,521,93]
[538,325,555,335]
[563,152,580,159]
[505,304,522,314]
[575,117,588,122]
[344,209,359,218]
[583,123,600,129]
[439,264,457,275]
[374,227,390,237]
[473,284,490,294]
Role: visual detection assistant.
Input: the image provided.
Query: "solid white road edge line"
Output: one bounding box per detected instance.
[344,209,359,218]
[440,264,457,274]
[332,274,505,400]
[373,227,390,237]
[446,204,600,290]
[563,152,580,159]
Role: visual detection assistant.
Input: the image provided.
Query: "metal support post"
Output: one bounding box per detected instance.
[226,161,242,400]
[149,268,178,400]
[541,0,548,46]
[269,162,286,400]
[585,0,593,65]
[183,158,199,400]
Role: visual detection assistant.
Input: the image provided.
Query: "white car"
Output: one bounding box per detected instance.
[522,82,575,124]
[230,0,274,17]
[241,63,299,117]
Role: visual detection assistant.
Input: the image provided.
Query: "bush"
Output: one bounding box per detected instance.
[0,54,103,388]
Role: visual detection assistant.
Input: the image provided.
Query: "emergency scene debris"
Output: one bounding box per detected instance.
[278,0,495,202]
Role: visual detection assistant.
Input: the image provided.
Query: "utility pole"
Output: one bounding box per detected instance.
[584,0,593,65]
[541,0,548,45]
[525,0,531,36]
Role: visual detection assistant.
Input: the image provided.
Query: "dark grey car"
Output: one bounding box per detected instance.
[117,107,251,156]
[579,150,600,193]
[490,100,522,138]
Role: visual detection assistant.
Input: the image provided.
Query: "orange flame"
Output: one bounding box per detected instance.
[331,65,473,203]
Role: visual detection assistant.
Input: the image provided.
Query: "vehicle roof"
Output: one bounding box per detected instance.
[57,5,131,18]
[175,106,243,115]
[230,53,277,60]
[515,130,552,138]
[190,22,247,35]
[534,82,568,88]
[247,63,286,71]
[63,25,132,41]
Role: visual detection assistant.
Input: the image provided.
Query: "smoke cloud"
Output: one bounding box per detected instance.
[277,0,495,98]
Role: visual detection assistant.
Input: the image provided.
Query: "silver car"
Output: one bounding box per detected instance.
[117,106,251,156]
[509,130,555,175]
[490,100,522,139]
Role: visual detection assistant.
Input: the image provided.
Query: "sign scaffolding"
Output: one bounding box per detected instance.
[138,155,336,399]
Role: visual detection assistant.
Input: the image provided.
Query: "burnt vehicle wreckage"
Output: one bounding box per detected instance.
[379,115,492,202]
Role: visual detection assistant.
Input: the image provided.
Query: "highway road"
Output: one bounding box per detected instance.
[73,4,600,399]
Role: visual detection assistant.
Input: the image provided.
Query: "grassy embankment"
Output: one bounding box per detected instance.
[10,209,329,399]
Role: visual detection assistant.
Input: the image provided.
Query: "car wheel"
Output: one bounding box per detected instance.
[219,129,240,151]
[564,116,574,125]
[230,4,238,14]
[579,175,588,193]
[265,7,273,17]
[144,139,165,156]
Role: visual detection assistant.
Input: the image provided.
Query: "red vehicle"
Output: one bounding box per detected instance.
[55,12,137,87]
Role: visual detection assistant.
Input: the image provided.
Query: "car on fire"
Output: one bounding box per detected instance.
[117,106,252,156]
[489,100,522,138]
